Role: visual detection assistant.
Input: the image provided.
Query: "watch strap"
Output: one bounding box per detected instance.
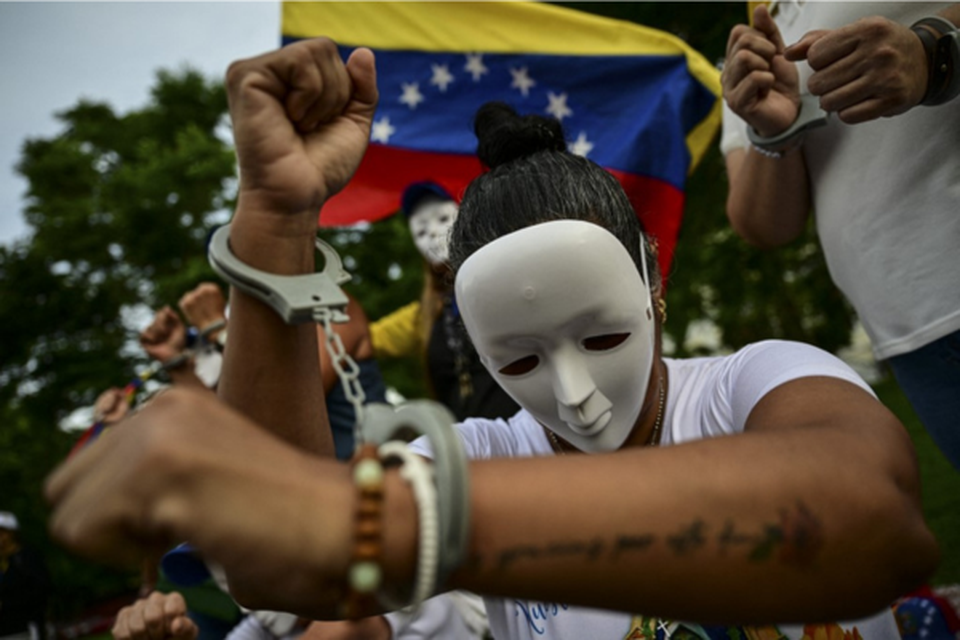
[912,17,960,106]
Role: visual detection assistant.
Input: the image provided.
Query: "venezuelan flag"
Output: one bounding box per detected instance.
[282,2,721,275]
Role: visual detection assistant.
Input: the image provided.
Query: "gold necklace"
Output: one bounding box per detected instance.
[546,363,667,455]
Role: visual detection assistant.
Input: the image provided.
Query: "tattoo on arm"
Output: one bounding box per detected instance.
[487,501,822,571]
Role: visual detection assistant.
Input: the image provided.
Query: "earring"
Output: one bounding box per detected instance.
[657,298,667,323]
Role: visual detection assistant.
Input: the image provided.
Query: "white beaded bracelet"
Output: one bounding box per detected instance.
[377,441,439,612]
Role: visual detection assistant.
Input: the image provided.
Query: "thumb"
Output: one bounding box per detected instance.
[344,47,378,126]
[753,4,787,53]
[784,30,827,61]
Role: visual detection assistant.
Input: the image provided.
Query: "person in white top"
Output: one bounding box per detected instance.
[45,36,938,637]
[721,1,960,468]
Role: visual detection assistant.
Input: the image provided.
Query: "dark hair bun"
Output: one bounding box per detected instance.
[474,102,567,169]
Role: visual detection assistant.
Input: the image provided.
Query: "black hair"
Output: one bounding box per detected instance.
[449,102,660,291]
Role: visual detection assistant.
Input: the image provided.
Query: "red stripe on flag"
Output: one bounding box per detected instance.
[609,168,684,280]
[320,144,682,279]
[319,144,482,227]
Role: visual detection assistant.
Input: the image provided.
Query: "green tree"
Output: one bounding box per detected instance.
[2,68,236,618]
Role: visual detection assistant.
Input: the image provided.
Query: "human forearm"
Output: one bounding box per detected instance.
[725,147,811,248]
[45,383,936,624]
[935,4,960,27]
[217,203,332,454]
[445,429,933,623]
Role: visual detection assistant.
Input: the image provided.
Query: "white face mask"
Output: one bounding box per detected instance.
[409,199,459,265]
[456,220,656,453]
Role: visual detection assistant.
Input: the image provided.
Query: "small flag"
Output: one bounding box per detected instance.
[282,2,721,275]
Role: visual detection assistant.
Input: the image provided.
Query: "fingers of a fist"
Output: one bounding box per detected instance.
[723,47,775,94]
[178,283,226,326]
[751,5,787,51]
[141,308,183,345]
[286,41,353,133]
[95,388,124,414]
[344,47,379,116]
[801,19,925,119]
[46,397,192,565]
[113,592,192,640]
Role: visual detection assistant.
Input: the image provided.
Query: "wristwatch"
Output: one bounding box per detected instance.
[912,17,960,106]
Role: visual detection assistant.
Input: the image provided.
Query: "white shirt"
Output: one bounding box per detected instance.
[411,340,898,640]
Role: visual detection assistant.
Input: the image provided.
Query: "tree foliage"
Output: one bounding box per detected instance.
[1,3,857,619]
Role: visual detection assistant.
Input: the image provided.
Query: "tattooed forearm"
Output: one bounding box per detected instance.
[614,534,655,557]
[498,538,605,569]
[666,519,706,555]
[486,501,823,572]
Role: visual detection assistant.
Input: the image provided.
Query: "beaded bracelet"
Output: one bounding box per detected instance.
[341,443,384,620]
[377,441,439,612]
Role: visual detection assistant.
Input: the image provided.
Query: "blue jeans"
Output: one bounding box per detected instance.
[887,328,960,470]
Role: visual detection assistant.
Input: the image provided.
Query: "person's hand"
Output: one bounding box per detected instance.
[94,388,130,425]
[178,283,227,337]
[226,38,378,231]
[45,388,356,617]
[784,16,928,124]
[112,591,198,640]
[140,307,187,364]
[723,4,801,137]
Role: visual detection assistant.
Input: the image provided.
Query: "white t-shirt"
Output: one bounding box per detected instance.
[385,591,489,639]
[411,340,899,640]
[721,1,960,360]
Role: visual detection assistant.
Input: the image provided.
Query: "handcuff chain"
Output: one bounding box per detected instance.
[315,307,367,449]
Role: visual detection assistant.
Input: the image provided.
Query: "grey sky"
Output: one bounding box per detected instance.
[0,2,280,246]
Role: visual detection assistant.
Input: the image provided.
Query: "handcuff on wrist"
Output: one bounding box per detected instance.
[911,16,960,106]
[207,223,470,608]
[746,93,829,157]
[208,224,352,325]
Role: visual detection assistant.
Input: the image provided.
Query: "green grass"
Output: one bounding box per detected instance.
[873,375,960,586]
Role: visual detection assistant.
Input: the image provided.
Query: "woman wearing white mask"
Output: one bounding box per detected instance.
[46,39,937,638]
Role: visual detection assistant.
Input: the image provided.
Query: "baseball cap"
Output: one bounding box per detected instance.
[400,182,454,217]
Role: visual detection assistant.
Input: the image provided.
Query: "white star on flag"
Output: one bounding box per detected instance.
[568,131,594,157]
[546,92,573,121]
[430,64,455,92]
[370,117,396,144]
[464,54,489,82]
[510,67,536,97]
[400,82,425,109]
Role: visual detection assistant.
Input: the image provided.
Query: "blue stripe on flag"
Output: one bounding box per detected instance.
[283,37,716,189]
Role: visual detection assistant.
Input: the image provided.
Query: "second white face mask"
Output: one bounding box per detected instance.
[456,220,656,453]
[408,200,459,266]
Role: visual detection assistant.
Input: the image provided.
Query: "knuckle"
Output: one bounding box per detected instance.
[860,16,891,35]
[289,42,317,68]
[733,49,754,66]
[312,36,339,59]
[225,60,248,92]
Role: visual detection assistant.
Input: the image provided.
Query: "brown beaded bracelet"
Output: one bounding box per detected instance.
[340,443,385,620]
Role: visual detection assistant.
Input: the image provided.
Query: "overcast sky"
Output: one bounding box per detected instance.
[0,2,280,246]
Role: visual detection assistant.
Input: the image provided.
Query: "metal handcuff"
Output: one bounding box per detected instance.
[747,93,829,153]
[207,223,470,588]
